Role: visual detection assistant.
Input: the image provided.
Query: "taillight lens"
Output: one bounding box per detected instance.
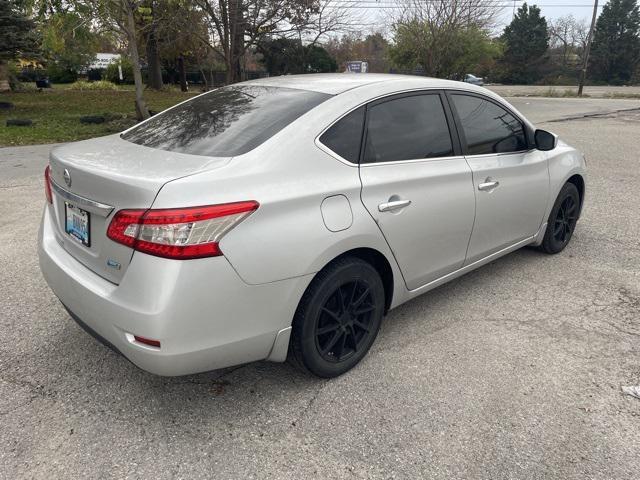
[44,165,53,204]
[107,201,259,259]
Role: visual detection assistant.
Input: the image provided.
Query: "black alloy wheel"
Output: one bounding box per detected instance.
[553,194,578,244]
[315,280,376,363]
[289,256,385,378]
[540,182,580,254]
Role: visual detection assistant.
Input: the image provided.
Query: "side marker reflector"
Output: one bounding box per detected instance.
[133,335,161,348]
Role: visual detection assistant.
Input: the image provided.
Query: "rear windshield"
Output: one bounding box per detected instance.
[121,85,331,156]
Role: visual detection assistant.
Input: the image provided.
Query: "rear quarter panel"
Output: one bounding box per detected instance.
[151,94,405,305]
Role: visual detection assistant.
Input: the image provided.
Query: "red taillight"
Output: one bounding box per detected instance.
[44,165,53,204]
[107,201,259,260]
[133,335,161,348]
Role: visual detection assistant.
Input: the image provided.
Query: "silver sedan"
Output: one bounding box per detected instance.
[38,74,586,378]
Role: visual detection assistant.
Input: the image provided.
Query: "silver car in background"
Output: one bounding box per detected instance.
[464,74,484,86]
[38,74,586,378]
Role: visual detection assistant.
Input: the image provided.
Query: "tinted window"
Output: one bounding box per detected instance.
[319,107,364,163]
[122,85,330,156]
[451,94,527,155]
[363,94,453,163]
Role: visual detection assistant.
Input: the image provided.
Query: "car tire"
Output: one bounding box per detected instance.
[540,182,580,254]
[288,256,385,378]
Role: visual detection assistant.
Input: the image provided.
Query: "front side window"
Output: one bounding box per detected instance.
[122,85,331,157]
[451,94,527,155]
[363,94,453,164]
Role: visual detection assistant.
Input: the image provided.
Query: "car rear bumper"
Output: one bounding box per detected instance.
[38,208,312,376]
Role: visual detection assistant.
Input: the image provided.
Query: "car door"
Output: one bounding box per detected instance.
[355,91,476,291]
[447,92,549,264]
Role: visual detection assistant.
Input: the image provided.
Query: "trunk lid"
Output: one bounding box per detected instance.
[48,134,231,284]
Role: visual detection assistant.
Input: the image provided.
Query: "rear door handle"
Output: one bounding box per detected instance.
[378,199,412,212]
[478,178,500,191]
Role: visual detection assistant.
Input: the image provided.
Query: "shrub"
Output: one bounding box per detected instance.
[538,73,580,86]
[69,80,118,91]
[46,63,78,83]
[15,67,44,83]
[87,68,103,81]
[104,57,134,84]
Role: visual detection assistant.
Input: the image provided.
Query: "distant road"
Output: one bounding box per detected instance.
[488,84,640,98]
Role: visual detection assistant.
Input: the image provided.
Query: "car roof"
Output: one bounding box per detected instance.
[241,73,471,95]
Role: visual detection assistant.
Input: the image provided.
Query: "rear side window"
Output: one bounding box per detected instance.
[450,94,527,155]
[121,85,330,157]
[319,107,364,163]
[363,94,453,164]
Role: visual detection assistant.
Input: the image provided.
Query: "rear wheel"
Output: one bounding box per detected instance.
[540,182,580,254]
[289,257,385,378]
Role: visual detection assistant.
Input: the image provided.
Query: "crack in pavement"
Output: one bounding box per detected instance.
[290,380,328,429]
[0,373,58,401]
[544,107,640,123]
[0,184,31,189]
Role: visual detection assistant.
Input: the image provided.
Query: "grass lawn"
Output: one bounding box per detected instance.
[0,85,198,147]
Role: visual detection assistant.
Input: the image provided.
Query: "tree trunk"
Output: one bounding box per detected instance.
[226,0,244,84]
[0,61,10,92]
[178,56,188,92]
[145,27,164,90]
[125,1,150,120]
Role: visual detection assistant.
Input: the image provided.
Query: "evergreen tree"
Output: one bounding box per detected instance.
[500,3,549,83]
[589,0,640,84]
[0,0,40,90]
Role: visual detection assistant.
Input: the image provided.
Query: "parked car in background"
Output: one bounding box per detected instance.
[39,74,586,378]
[464,74,484,86]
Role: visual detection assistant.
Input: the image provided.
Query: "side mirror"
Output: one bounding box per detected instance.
[535,129,558,151]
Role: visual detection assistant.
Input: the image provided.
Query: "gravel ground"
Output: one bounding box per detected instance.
[0,97,639,479]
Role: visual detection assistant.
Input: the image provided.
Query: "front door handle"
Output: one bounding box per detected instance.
[478,178,500,191]
[378,199,412,212]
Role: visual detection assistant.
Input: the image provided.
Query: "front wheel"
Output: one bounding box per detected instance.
[288,257,385,378]
[540,182,580,254]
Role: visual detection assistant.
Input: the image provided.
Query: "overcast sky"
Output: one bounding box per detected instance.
[342,0,604,35]
[496,0,602,25]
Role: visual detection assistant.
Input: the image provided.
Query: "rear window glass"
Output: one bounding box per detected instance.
[121,85,331,156]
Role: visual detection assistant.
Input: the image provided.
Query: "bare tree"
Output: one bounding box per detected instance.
[387,0,503,77]
[549,15,589,69]
[549,15,576,68]
[289,0,354,46]
[193,0,351,84]
[574,18,591,54]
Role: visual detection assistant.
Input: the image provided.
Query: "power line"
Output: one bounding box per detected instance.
[328,0,602,5]
[326,4,604,8]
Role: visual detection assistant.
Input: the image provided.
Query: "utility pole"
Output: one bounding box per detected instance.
[578,0,599,97]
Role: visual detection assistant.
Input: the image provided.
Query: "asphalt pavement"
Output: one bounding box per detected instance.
[1,96,639,479]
